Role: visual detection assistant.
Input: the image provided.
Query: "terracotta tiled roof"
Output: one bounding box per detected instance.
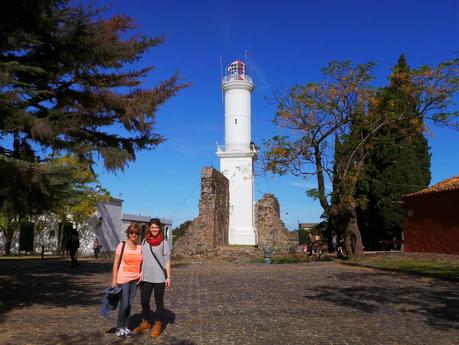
[403,175,459,198]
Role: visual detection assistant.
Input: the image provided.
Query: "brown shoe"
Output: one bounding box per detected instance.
[132,320,151,334]
[150,321,162,337]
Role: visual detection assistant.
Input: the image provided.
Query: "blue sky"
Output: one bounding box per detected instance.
[93,0,459,230]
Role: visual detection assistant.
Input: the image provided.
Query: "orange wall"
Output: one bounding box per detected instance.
[403,190,459,254]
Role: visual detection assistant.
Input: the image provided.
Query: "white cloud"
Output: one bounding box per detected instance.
[290,181,315,188]
[289,180,332,191]
[249,58,271,92]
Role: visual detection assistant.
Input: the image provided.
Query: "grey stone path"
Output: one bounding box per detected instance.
[0,258,458,345]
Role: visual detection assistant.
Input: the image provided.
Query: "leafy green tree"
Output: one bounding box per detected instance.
[264,61,377,255]
[0,154,91,254]
[50,156,109,253]
[298,227,310,245]
[263,59,458,256]
[354,56,431,250]
[172,220,192,243]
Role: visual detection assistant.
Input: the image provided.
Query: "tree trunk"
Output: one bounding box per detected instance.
[344,207,364,256]
[313,144,330,212]
[1,225,16,256]
[4,238,12,256]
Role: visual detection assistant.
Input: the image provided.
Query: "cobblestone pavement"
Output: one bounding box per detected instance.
[0,258,458,345]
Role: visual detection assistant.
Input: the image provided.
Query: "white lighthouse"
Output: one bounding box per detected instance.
[216,60,257,245]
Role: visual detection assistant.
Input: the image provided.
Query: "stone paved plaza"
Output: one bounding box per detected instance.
[0,258,458,345]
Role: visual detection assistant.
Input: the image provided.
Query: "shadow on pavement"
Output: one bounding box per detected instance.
[0,259,112,322]
[3,329,197,345]
[304,271,459,330]
[342,261,459,282]
[0,259,195,344]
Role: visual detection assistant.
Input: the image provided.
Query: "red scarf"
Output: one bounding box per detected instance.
[145,231,164,246]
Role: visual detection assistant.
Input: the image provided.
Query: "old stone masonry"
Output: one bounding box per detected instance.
[173,167,296,257]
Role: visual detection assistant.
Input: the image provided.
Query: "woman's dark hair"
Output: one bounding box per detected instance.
[149,218,163,232]
[125,223,141,236]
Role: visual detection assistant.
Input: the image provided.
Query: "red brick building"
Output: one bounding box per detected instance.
[402,176,459,254]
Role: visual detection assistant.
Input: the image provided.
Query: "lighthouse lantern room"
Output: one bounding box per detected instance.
[217,60,257,245]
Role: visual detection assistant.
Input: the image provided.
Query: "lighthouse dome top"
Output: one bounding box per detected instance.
[222,60,252,84]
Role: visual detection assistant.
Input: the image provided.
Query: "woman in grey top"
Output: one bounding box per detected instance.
[132,218,171,337]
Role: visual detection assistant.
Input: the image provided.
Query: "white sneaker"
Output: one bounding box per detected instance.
[116,328,126,338]
[123,327,133,338]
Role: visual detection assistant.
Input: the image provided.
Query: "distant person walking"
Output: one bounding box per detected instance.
[331,232,337,253]
[132,218,171,338]
[93,238,102,259]
[111,224,142,338]
[66,229,80,268]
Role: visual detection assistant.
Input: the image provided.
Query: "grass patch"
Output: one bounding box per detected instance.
[345,253,459,281]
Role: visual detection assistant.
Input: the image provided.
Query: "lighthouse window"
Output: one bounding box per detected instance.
[235,119,237,124]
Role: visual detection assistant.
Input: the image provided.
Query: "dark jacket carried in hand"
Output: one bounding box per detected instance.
[99,286,122,317]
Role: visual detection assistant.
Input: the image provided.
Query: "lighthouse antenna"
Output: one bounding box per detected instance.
[220,55,224,104]
[244,49,249,77]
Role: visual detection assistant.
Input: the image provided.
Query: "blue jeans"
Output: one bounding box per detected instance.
[116,280,137,328]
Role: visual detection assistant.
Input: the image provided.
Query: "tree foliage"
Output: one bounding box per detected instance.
[50,156,110,226]
[0,153,108,254]
[298,227,310,245]
[263,58,458,255]
[264,62,376,210]
[172,220,192,243]
[354,55,431,250]
[1,0,187,171]
[263,61,377,254]
[0,0,187,253]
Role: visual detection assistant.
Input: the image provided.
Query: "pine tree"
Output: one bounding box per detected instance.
[1,0,186,171]
[0,0,187,253]
[355,55,431,250]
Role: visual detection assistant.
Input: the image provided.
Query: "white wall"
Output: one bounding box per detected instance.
[224,84,252,148]
[94,199,122,255]
[220,155,257,245]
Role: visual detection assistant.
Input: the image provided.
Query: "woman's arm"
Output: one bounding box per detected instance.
[165,262,171,288]
[111,254,120,288]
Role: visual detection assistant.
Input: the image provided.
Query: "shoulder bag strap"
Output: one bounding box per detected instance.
[149,244,168,279]
[117,241,126,273]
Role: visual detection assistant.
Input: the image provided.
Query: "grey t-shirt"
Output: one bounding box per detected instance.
[141,240,171,283]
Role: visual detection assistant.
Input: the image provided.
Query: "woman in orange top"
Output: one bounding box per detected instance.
[111,223,142,338]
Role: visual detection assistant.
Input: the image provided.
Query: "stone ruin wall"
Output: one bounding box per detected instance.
[173,169,298,258]
[255,193,298,252]
[199,167,229,246]
[173,167,229,256]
